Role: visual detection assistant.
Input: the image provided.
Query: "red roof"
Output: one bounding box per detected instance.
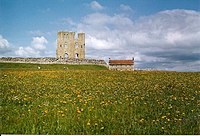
[109,60,134,65]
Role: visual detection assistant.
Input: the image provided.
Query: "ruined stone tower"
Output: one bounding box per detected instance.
[56,31,85,59]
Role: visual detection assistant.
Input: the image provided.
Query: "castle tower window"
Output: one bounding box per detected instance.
[60,45,62,47]
[65,53,68,59]
[75,53,79,58]
[64,34,68,39]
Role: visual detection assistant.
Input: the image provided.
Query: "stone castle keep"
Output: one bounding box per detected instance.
[0,31,134,70]
[56,31,85,59]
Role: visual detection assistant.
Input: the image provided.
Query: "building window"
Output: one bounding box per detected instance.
[65,53,68,59]
[60,45,62,47]
[65,34,68,39]
[75,53,79,58]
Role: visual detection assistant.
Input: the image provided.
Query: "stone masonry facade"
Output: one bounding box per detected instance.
[56,31,85,59]
[0,57,107,66]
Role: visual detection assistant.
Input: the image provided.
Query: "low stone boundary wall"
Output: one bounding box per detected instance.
[0,57,108,66]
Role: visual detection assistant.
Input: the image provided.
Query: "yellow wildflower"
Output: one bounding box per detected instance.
[161,115,166,119]
[87,122,90,126]
[139,118,144,123]
[44,110,48,114]
[76,109,81,113]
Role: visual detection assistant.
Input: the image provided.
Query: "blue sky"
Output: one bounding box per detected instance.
[0,0,200,71]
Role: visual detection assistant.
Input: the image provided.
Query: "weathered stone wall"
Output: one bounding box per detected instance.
[109,64,134,71]
[0,57,107,66]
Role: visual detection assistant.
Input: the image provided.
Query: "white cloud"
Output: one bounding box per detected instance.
[90,1,103,10]
[15,36,48,57]
[31,36,48,50]
[86,35,116,50]
[76,9,200,71]
[165,32,183,44]
[81,13,133,29]
[0,35,10,49]
[29,30,52,36]
[0,35,12,54]
[15,46,39,56]
[120,4,133,12]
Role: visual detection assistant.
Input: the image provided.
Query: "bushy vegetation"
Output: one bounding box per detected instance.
[1,63,199,134]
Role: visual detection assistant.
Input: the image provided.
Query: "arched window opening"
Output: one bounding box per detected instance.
[75,53,79,59]
[65,53,69,59]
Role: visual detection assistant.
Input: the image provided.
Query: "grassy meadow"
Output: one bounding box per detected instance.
[0,62,200,134]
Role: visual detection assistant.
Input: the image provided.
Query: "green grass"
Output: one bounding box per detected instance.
[0,62,108,70]
[0,63,200,134]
